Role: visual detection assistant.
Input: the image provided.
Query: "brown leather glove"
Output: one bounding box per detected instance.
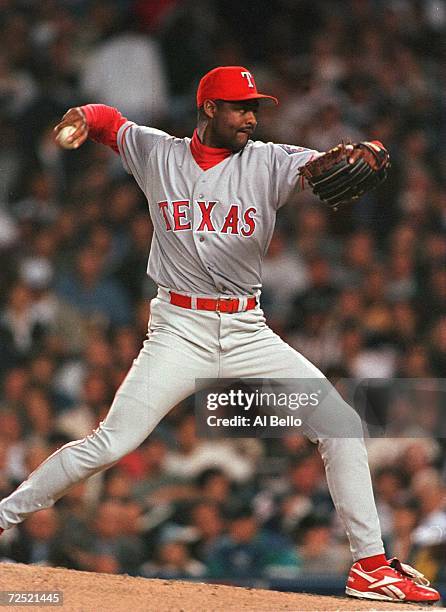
[299,141,390,209]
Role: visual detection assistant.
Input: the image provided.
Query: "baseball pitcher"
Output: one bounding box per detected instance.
[0,66,439,603]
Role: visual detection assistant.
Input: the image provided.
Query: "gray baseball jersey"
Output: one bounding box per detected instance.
[117,123,317,295]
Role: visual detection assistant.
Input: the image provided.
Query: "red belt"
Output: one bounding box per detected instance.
[169,291,257,314]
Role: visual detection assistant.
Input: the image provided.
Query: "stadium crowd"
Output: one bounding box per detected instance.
[0,0,445,585]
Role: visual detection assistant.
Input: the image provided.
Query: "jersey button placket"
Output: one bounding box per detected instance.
[192,176,214,276]
[195,192,205,240]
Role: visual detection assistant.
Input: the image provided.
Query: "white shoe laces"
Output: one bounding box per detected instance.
[389,558,430,587]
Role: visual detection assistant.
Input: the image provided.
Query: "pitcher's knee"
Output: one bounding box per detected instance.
[99,442,132,466]
[93,433,135,466]
[67,428,134,472]
[313,397,364,439]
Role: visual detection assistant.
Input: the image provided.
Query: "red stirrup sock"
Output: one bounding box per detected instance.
[358,553,388,571]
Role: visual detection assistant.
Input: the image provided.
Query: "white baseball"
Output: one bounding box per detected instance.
[56,125,77,149]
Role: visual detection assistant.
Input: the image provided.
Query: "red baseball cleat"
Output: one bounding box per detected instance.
[346,557,440,603]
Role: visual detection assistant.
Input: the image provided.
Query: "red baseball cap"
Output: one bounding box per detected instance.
[196,66,278,108]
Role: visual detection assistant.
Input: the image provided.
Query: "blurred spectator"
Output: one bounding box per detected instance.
[12,170,59,225]
[81,12,169,123]
[0,408,26,484]
[290,255,337,330]
[287,309,340,371]
[23,386,54,442]
[158,0,219,101]
[387,252,417,302]
[124,436,168,481]
[78,499,145,575]
[55,246,132,327]
[411,469,446,549]
[197,469,235,509]
[0,444,14,499]
[113,213,155,303]
[56,369,111,438]
[164,414,255,483]
[128,437,195,508]
[391,301,418,351]
[340,230,376,283]
[7,508,68,566]
[188,501,226,563]
[113,327,140,370]
[27,355,72,411]
[0,52,36,117]
[373,467,408,543]
[305,102,363,152]
[102,467,134,502]
[0,371,21,407]
[261,228,308,330]
[23,442,52,476]
[295,514,350,575]
[54,332,114,404]
[0,209,19,250]
[206,508,300,580]
[49,480,99,570]
[293,204,336,259]
[429,316,446,376]
[397,344,432,378]
[366,437,440,474]
[253,447,332,537]
[0,282,47,361]
[140,539,205,579]
[276,449,332,535]
[388,503,419,562]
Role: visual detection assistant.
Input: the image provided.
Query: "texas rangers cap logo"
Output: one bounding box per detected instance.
[240,71,255,88]
[196,66,278,107]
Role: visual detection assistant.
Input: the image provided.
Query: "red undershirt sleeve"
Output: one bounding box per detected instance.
[80,104,128,154]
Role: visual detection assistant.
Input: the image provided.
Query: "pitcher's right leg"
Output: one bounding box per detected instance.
[0,326,217,531]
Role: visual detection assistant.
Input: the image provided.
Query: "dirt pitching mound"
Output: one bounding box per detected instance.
[0,563,436,611]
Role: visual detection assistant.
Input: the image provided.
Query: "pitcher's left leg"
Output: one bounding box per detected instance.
[223,322,384,560]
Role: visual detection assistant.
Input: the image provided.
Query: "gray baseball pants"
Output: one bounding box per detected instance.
[0,290,384,561]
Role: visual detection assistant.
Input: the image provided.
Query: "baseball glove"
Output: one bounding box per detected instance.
[299,141,390,209]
